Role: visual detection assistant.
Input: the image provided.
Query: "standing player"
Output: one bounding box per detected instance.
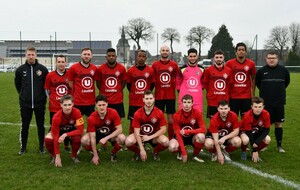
[14,47,49,154]
[203,50,233,118]
[81,95,126,165]
[96,48,126,118]
[125,90,169,161]
[240,97,271,162]
[256,51,290,153]
[126,50,155,134]
[176,48,204,112]
[68,47,98,117]
[169,94,206,163]
[44,95,84,167]
[44,55,71,152]
[152,45,178,139]
[204,100,241,165]
[226,42,256,117]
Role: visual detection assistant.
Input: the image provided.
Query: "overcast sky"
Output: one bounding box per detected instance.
[1,0,299,56]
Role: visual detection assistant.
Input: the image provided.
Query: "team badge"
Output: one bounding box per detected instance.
[244,66,249,71]
[151,117,157,124]
[190,119,196,125]
[252,127,259,134]
[105,120,111,125]
[168,66,173,72]
[36,70,42,76]
[214,79,226,91]
[196,71,200,75]
[187,77,198,88]
[115,71,120,77]
[223,73,228,79]
[69,119,75,125]
[160,72,171,84]
[90,70,95,76]
[141,124,154,135]
[226,122,232,128]
[144,72,149,78]
[258,120,263,127]
[97,126,110,134]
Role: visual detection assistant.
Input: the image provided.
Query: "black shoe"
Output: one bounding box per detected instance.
[152,152,160,161]
[18,149,26,155]
[39,148,46,154]
[64,147,71,153]
[132,153,140,161]
[110,153,117,163]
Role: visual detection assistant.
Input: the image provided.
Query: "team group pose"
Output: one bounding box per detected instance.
[14,44,290,167]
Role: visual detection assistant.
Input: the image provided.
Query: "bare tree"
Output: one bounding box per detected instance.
[289,22,300,54]
[185,26,214,59]
[123,17,154,50]
[161,28,180,54]
[264,26,289,59]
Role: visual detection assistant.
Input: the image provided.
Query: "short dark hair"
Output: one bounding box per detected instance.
[107,48,116,53]
[188,48,197,55]
[252,96,264,105]
[267,50,279,57]
[218,100,229,107]
[182,94,193,102]
[95,94,108,103]
[144,90,153,97]
[235,42,247,52]
[138,49,147,54]
[60,94,73,103]
[26,47,36,53]
[214,49,224,56]
[56,54,66,62]
[81,47,92,53]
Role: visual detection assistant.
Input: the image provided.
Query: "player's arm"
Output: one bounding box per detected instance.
[51,119,62,167]
[254,127,269,146]
[251,73,256,97]
[285,69,290,88]
[134,127,147,161]
[14,70,22,93]
[64,117,84,137]
[89,132,99,165]
[219,128,239,145]
[183,115,206,135]
[68,80,74,89]
[101,124,122,144]
[212,132,224,165]
[96,80,101,90]
[255,70,262,90]
[175,69,183,92]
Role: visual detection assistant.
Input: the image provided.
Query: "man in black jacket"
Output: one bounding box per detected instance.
[256,51,290,153]
[15,47,49,155]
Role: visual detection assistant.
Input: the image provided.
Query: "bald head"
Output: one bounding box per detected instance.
[160,44,170,60]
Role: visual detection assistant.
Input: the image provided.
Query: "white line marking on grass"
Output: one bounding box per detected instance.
[0,122,49,128]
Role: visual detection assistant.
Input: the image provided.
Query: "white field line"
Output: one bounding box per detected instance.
[0,121,49,128]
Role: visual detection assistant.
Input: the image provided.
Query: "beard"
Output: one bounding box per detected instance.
[82,58,91,64]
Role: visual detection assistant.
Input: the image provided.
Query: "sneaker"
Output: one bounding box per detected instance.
[177,153,182,161]
[110,153,117,163]
[277,147,285,153]
[77,145,82,155]
[64,147,71,153]
[152,152,160,161]
[72,157,80,164]
[211,153,217,162]
[49,157,55,164]
[143,143,150,151]
[221,149,232,162]
[18,148,26,155]
[241,151,247,160]
[193,156,204,163]
[39,148,46,154]
[132,153,140,161]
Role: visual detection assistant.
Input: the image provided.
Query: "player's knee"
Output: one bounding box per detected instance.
[240,134,249,145]
[232,137,241,147]
[264,135,271,145]
[168,142,178,152]
[195,133,205,143]
[116,134,126,145]
[204,139,214,149]
[81,135,90,146]
[125,136,135,146]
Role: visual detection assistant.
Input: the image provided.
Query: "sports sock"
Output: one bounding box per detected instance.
[71,135,81,158]
[111,143,122,154]
[127,144,139,154]
[241,144,248,152]
[257,142,268,152]
[45,138,54,157]
[225,144,237,153]
[193,141,204,156]
[275,128,283,147]
[168,123,174,140]
[153,143,167,154]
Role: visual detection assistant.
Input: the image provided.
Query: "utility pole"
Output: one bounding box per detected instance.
[50,35,53,71]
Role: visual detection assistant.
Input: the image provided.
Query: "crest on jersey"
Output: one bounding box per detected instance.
[258,120,263,127]
[151,117,157,124]
[168,66,173,72]
[144,72,149,78]
[226,122,232,128]
[223,73,228,79]
[235,72,247,83]
[115,71,120,77]
[160,72,171,84]
[97,126,110,135]
[105,120,111,125]
[81,76,93,89]
[36,70,42,76]
[187,77,199,88]
[196,71,200,75]
[252,127,259,134]
[90,70,95,76]
[105,77,117,89]
[244,66,249,71]
[214,79,226,91]
[190,119,196,125]
[141,124,154,135]
[69,119,74,125]
[182,126,193,137]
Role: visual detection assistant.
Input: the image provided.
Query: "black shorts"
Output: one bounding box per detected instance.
[264,105,285,123]
[127,106,142,120]
[205,132,229,146]
[206,106,218,118]
[173,135,194,146]
[143,140,158,148]
[229,98,251,117]
[108,103,125,118]
[96,132,115,146]
[49,112,56,125]
[74,105,95,117]
[155,99,176,114]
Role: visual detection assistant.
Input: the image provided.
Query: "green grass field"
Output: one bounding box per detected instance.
[0,72,299,190]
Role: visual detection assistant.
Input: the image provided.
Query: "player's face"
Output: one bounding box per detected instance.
[61,100,74,115]
[137,52,147,66]
[56,57,67,72]
[236,46,247,59]
[106,52,117,65]
[218,105,230,117]
[266,54,278,68]
[26,50,37,64]
[81,50,92,64]
[214,54,224,67]
[187,53,198,65]
[95,100,108,115]
[251,102,264,116]
[143,94,155,108]
[160,46,170,59]
[182,99,193,112]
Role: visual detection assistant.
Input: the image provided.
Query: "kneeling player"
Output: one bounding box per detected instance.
[81,95,126,165]
[240,97,271,163]
[125,90,169,161]
[169,94,206,163]
[45,94,84,167]
[205,100,241,165]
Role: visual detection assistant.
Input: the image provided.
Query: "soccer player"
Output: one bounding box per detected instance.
[169,94,206,163]
[226,42,256,117]
[176,48,204,112]
[152,45,178,139]
[96,48,126,118]
[125,90,169,161]
[14,47,49,154]
[44,94,84,167]
[240,97,271,162]
[126,50,155,134]
[68,47,98,117]
[203,50,233,118]
[256,51,290,153]
[81,95,126,165]
[44,55,72,152]
[204,100,241,165]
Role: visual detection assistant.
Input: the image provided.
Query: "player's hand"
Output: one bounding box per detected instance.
[141,135,151,142]
[58,133,67,143]
[218,138,225,145]
[55,157,62,167]
[91,155,99,165]
[217,152,224,165]
[252,152,260,163]
[252,143,258,148]
[140,149,147,162]
[180,129,185,136]
[99,138,107,146]
[182,155,188,163]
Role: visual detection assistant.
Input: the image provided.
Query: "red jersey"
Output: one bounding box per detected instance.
[208,111,239,137]
[240,109,271,133]
[203,65,233,106]
[225,58,256,99]
[152,60,178,100]
[132,106,167,135]
[51,107,84,155]
[87,108,121,135]
[44,70,71,112]
[68,62,98,106]
[126,65,155,106]
[97,63,126,104]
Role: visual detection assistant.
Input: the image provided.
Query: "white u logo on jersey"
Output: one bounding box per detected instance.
[81,77,93,89]
[106,77,117,88]
[135,79,146,90]
[187,77,198,88]
[56,85,68,96]
[214,79,226,91]
[235,72,247,83]
[141,124,154,135]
